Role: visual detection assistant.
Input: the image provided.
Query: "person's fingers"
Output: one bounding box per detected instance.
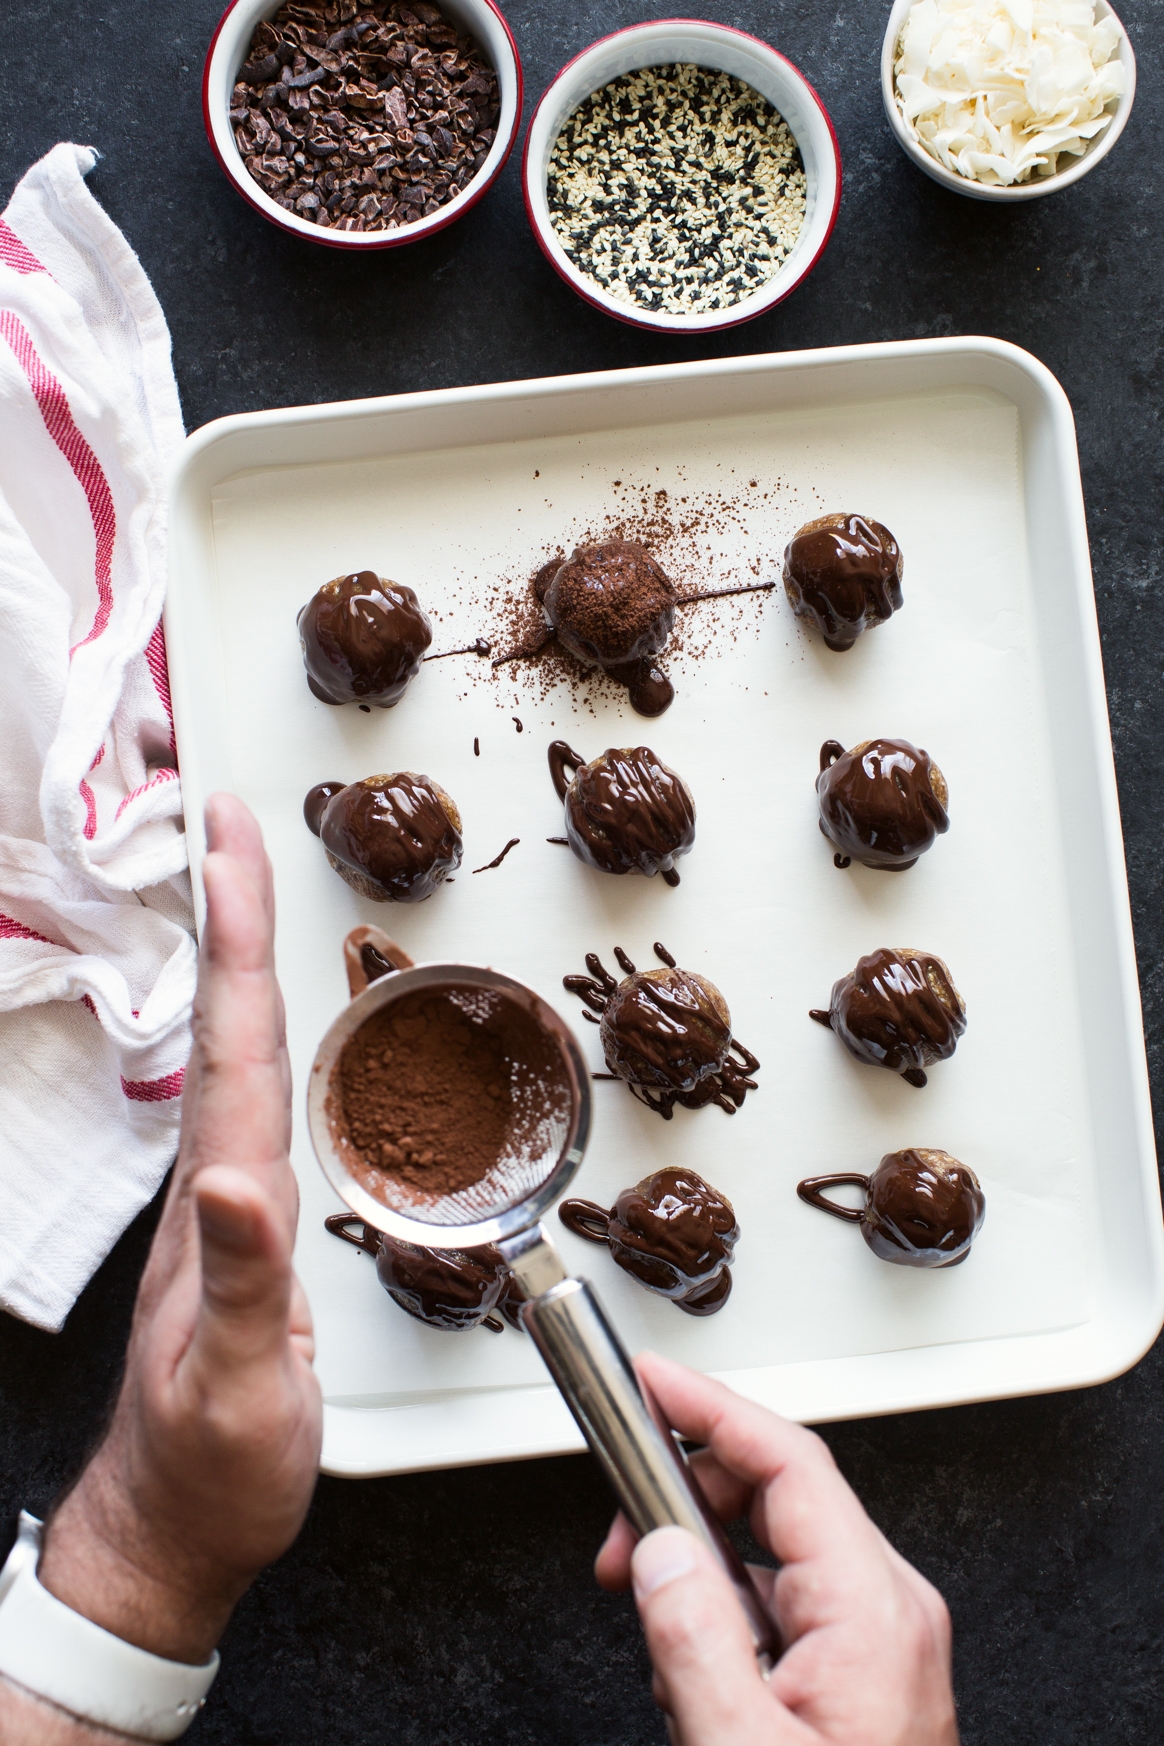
[883,1542,954,1659]
[630,1527,804,1746]
[187,1166,293,1375]
[594,1510,637,1591]
[635,1352,879,1570]
[205,792,276,928]
[179,834,293,1199]
[138,800,294,1315]
[596,1447,753,1592]
[287,1272,316,1366]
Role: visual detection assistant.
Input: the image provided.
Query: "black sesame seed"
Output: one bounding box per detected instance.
[547,64,805,316]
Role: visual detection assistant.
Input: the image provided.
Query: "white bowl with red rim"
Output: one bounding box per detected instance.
[203,0,523,248]
[522,19,841,334]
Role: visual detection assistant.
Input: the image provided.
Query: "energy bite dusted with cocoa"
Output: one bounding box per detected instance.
[298,571,432,706]
[783,514,903,651]
[230,1,501,234]
[817,738,949,871]
[324,1214,524,1330]
[539,541,678,716]
[560,1167,739,1315]
[548,742,695,886]
[797,1150,985,1269]
[565,942,760,1118]
[331,981,568,1203]
[810,947,966,1088]
[305,772,462,901]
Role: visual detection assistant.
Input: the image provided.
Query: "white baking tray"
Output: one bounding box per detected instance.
[166,338,1163,1478]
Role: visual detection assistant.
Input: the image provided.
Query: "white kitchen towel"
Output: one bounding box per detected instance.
[0,144,196,1333]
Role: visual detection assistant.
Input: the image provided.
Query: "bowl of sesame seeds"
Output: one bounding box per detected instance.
[204,0,522,247]
[522,20,841,332]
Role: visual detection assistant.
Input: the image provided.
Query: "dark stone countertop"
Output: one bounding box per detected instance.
[1,2,1162,1741]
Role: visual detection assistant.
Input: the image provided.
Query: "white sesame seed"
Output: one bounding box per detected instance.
[547,65,807,315]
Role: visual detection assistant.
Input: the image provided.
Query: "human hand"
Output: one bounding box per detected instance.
[596,1352,958,1746]
[36,794,322,1665]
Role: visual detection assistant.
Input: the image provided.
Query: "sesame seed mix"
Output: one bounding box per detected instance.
[547,65,807,316]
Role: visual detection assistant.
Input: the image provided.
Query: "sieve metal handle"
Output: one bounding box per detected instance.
[502,1228,781,1669]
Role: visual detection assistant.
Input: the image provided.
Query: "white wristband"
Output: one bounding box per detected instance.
[0,1513,219,1741]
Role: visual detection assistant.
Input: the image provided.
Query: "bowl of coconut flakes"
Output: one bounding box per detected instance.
[882,0,1135,199]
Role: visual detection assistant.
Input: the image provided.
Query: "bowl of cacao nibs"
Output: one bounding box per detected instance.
[522,20,841,332]
[204,0,522,246]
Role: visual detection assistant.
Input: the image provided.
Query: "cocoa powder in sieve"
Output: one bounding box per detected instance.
[335,985,544,1198]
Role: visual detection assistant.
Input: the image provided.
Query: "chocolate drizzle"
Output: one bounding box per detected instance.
[797,1150,985,1268]
[490,625,556,669]
[548,742,696,883]
[817,738,949,871]
[812,947,966,1087]
[604,659,674,717]
[472,838,520,874]
[314,772,462,903]
[298,571,432,705]
[304,780,346,837]
[324,1215,525,1331]
[360,941,397,983]
[676,580,778,606]
[559,1167,738,1315]
[563,944,760,1118]
[783,514,903,651]
[424,638,492,661]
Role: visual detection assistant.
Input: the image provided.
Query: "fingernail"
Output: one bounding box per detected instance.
[632,1526,699,1600]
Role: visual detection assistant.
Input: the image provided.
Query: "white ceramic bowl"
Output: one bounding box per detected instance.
[203,0,523,247]
[522,19,841,334]
[881,0,1136,202]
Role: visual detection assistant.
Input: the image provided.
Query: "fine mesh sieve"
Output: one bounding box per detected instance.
[306,926,781,1669]
[306,928,591,1244]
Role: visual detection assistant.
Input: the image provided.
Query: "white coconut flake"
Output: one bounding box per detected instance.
[894,0,1126,185]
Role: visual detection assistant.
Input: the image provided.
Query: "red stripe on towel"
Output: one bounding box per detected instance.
[0,220,45,276]
[0,913,54,945]
[0,310,116,653]
[116,767,178,819]
[145,618,177,753]
[122,1068,185,1103]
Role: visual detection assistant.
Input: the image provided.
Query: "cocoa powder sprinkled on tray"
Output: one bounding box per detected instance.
[473,475,803,712]
[229,0,500,233]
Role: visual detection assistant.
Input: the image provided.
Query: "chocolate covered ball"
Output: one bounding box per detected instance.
[797,1150,985,1268]
[810,947,966,1088]
[783,514,903,651]
[306,771,462,902]
[376,1238,505,1330]
[817,738,949,871]
[541,541,677,716]
[560,1166,739,1315]
[324,1216,519,1330]
[548,741,695,885]
[298,571,432,706]
[601,966,731,1093]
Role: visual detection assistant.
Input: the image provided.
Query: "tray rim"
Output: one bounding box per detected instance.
[165,336,1164,1476]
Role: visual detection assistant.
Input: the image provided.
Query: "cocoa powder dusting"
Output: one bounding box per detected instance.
[333,984,569,1205]
[337,992,508,1196]
[477,475,801,713]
